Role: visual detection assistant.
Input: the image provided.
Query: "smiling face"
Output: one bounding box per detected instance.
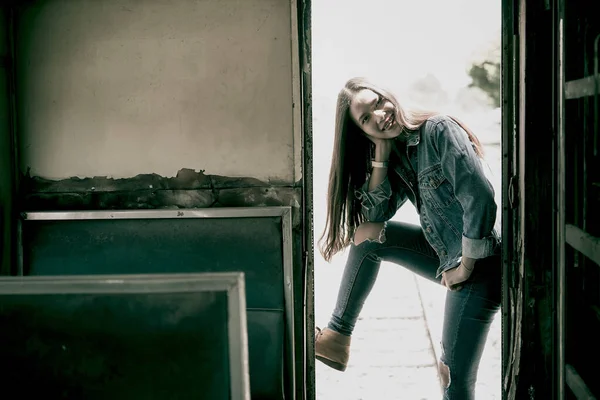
[349,89,403,141]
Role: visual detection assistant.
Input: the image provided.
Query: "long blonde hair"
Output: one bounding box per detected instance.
[318,77,483,262]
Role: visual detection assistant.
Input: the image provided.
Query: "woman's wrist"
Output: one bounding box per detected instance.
[461,256,477,271]
[374,143,392,161]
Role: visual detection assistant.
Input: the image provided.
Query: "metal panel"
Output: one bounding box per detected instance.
[0,272,250,400]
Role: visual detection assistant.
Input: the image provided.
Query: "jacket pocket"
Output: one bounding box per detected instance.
[419,164,458,209]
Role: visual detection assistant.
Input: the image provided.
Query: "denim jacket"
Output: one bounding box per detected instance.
[355,115,500,277]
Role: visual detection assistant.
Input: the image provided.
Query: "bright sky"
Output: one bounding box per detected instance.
[312,0,501,98]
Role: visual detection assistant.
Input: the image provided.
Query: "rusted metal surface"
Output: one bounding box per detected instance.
[22,168,295,192]
[21,168,301,213]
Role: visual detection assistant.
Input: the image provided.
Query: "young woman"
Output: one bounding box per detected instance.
[316,77,501,399]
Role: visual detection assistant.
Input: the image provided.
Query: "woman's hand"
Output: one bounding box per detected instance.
[441,257,476,291]
[369,137,394,162]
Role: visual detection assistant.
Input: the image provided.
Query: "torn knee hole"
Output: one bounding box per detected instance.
[439,360,451,389]
[353,222,386,245]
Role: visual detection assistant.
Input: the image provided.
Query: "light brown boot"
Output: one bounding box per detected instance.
[315,327,351,372]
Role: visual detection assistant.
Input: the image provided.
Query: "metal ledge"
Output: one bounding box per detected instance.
[566,224,600,267]
[22,206,291,221]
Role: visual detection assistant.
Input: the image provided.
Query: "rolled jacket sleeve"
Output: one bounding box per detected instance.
[434,118,498,259]
[355,175,407,222]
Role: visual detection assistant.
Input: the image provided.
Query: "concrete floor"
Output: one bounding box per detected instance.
[314,261,501,400]
[314,264,442,399]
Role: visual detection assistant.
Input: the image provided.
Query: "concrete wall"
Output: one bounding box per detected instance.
[16,0,300,183]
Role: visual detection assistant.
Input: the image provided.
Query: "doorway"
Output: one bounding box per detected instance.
[311,1,502,398]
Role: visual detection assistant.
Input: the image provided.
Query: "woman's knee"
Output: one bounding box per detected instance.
[353,222,387,245]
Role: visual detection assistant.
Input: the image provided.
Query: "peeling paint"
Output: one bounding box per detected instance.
[22,168,288,193]
[22,169,302,223]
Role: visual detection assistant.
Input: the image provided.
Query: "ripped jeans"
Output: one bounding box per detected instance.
[327,221,501,400]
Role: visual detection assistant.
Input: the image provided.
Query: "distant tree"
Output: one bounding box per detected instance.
[468,38,501,108]
[468,61,500,108]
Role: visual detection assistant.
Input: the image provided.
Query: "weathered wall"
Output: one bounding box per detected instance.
[15,0,299,183]
[10,1,308,398]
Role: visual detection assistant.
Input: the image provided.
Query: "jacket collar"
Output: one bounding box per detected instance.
[406,127,421,146]
[394,127,421,147]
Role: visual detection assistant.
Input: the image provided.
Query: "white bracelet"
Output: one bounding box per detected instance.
[371,160,389,168]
